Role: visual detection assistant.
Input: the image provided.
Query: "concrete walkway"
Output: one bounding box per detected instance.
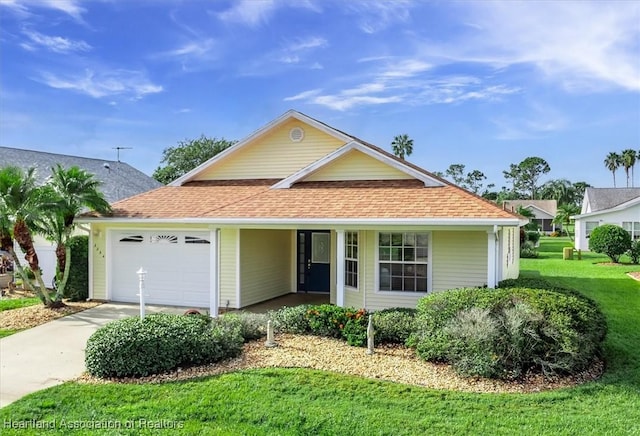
[0,303,185,408]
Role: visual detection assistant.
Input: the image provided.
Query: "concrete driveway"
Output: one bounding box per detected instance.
[0,303,186,408]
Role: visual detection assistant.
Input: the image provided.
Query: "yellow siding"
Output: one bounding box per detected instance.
[239,229,292,307]
[195,119,346,180]
[432,231,487,291]
[91,224,107,300]
[305,150,412,182]
[330,231,336,305]
[219,228,238,308]
[501,227,520,280]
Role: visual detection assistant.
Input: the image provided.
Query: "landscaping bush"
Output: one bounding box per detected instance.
[372,307,417,345]
[221,312,268,341]
[85,314,243,378]
[408,286,607,379]
[64,235,88,301]
[520,241,539,258]
[526,231,541,245]
[589,224,632,263]
[628,240,640,264]
[269,304,312,334]
[305,305,369,346]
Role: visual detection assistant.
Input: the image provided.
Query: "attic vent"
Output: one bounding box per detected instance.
[289,127,304,142]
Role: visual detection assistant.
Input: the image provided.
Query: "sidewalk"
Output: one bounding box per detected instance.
[0,303,185,408]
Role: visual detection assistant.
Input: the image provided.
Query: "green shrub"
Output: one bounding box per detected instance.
[221,312,268,341]
[64,235,88,301]
[269,305,312,334]
[589,224,632,263]
[305,305,369,346]
[408,286,607,379]
[372,307,417,344]
[85,314,243,378]
[628,240,640,264]
[520,241,539,258]
[526,231,541,244]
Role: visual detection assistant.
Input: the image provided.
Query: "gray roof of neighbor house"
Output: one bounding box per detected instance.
[502,199,557,216]
[0,146,162,202]
[585,187,640,212]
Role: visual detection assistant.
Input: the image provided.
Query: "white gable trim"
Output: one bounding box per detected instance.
[523,204,555,219]
[271,141,444,189]
[573,195,640,219]
[170,110,353,186]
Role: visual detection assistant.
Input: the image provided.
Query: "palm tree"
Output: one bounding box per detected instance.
[539,178,573,205]
[0,166,52,305]
[621,149,636,188]
[35,165,111,302]
[391,134,414,160]
[553,204,580,241]
[604,152,621,187]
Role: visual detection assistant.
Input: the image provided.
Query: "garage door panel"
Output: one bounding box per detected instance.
[110,231,211,307]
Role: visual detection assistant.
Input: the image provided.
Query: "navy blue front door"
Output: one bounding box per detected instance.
[297,231,330,293]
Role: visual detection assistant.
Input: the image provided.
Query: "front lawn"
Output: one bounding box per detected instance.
[0,297,40,312]
[0,237,639,435]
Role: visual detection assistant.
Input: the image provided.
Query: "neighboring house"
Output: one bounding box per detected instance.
[0,146,162,285]
[503,200,558,233]
[79,110,524,314]
[573,187,640,251]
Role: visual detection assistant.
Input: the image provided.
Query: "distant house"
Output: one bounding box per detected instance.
[79,110,524,314]
[0,146,162,285]
[503,200,558,233]
[573,188,640,251]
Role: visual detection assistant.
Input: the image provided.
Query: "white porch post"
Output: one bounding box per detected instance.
[210,228,220,317]
[487,227,497,288]
[336,229,345,307]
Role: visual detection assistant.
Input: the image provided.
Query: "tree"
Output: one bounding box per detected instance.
[445,164,466,185]
[539,179,572,205]
[35,165,111,303]
[0,166,52,305]
[515,206,538,231]
[391,134,413,160]
[464,170,488,195]
[553,204,579,240]
[589,224,632,263]
[604,152,621,187]
[153,135,236,184]
[621,149,637,187]
[503,157,550,200]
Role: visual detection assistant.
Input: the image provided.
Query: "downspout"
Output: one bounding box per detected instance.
[362,231,367,310]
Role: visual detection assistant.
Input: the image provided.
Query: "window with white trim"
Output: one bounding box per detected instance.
[585,222,599,237]
[378,232,428,292]
[622,222,640,240]
[345,231,358,288]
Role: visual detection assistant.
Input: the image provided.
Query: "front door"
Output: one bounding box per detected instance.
[297,230,330,292]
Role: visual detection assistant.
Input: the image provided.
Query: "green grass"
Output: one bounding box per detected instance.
[0,297,40,312]
[1,238,639,435]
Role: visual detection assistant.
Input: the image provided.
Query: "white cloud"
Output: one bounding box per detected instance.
[217,0,320,27]
[426,1,640,92]
[284,89,322,101]
[0,0,86,22]
[492,103,568,140]
[21,29,91,53]
[38,69,163,99]
[344,1,413,34]
[277,36,327,64]
[313,94,403,111]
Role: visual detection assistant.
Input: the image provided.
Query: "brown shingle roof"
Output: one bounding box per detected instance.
[101,179,518,221]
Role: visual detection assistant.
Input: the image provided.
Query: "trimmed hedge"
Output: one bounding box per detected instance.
[372,307,416,345]
[408,285,607,379]
[64,235,89,301]
[85,314,243,378]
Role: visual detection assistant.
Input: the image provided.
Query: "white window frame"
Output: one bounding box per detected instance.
[585,221,599,238]
[622,221,640,240]
[375,231,431,294]
[345,231,359,290]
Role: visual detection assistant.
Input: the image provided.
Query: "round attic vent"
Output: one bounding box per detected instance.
[289,127,304,142]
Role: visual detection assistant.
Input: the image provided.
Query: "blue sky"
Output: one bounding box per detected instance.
[1,0,639,190]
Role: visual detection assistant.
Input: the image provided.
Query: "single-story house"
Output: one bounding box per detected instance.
[78,110,524,315]
[0,146,162,285]
[503,200,558,233]
[573,187,640,251]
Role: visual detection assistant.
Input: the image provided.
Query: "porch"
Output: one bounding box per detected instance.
[235,292,330,314]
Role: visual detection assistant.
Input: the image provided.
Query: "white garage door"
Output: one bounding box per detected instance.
[110,231,211,307]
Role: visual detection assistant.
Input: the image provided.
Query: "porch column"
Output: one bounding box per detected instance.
[210,228,220,317]
[336,229,345,307]
[486,228,497,288]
